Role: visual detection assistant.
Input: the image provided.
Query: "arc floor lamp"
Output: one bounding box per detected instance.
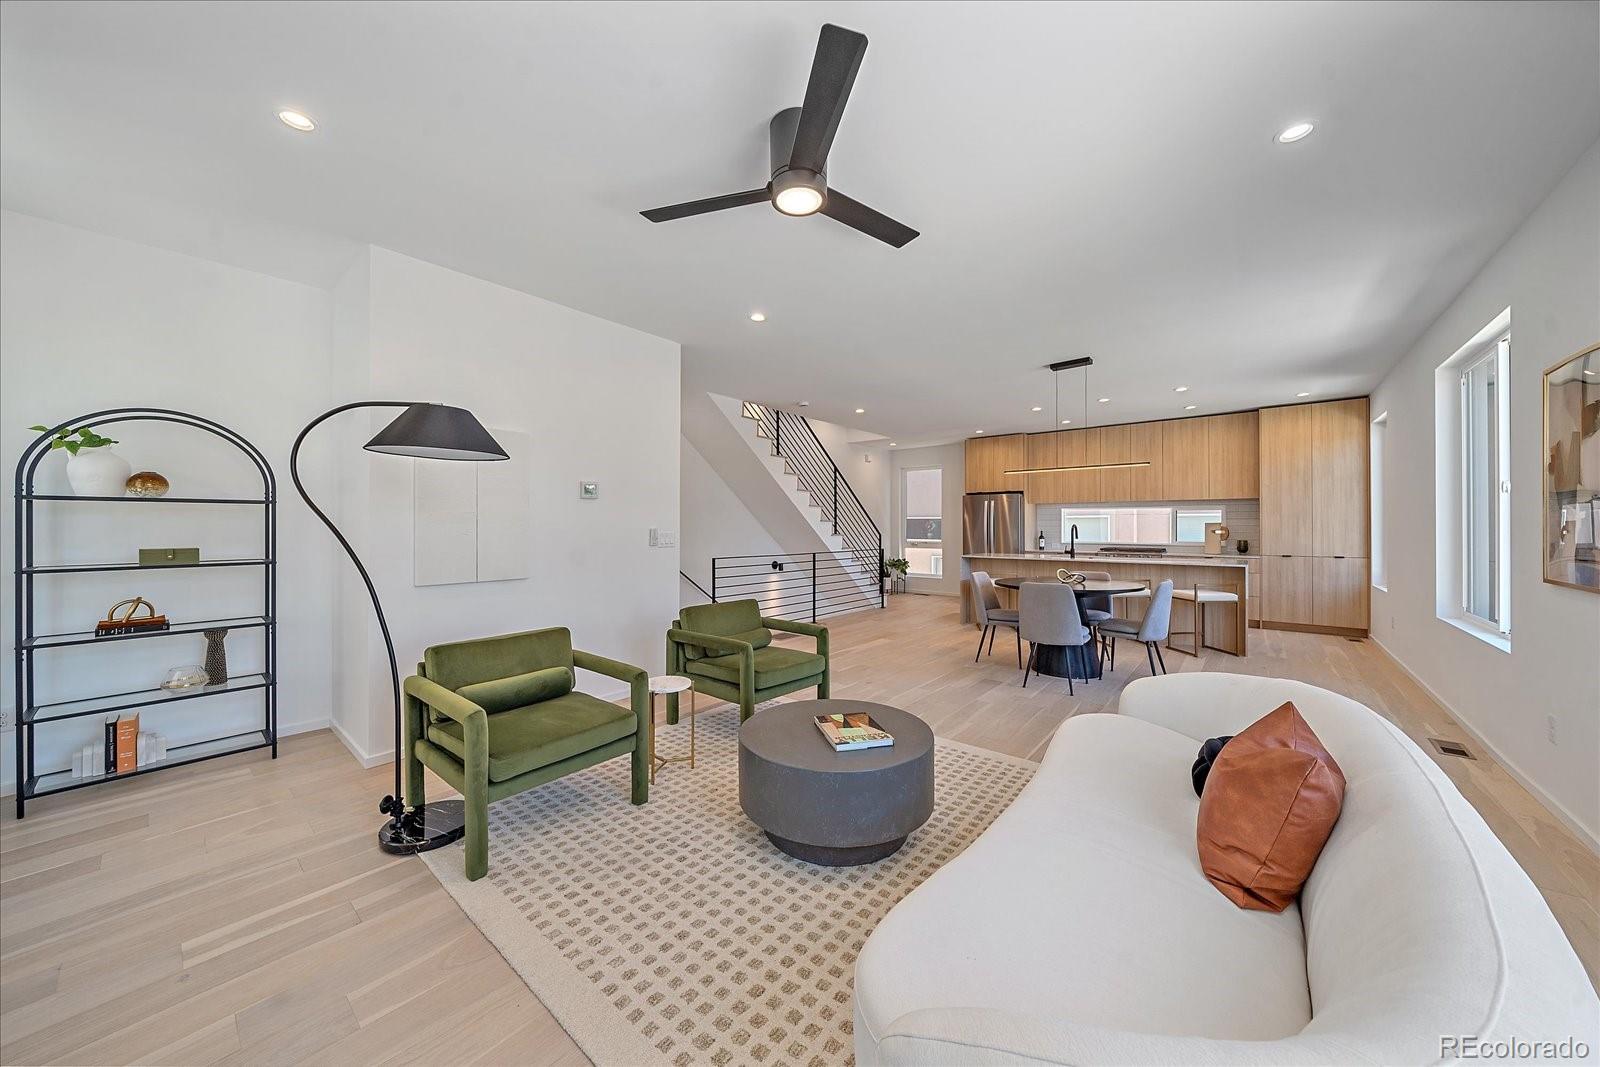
[290,402,508,853]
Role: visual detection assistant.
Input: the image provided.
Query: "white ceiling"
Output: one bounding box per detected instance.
[4,1,1597,446]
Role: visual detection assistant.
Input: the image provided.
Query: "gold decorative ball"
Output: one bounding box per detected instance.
[125,471,170,498]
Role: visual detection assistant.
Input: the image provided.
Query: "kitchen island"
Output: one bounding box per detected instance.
[961,552,1253,656]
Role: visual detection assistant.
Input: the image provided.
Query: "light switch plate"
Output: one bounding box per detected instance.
[579,481,599,500]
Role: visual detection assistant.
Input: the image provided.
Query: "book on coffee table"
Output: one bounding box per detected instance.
[814,712,895,751]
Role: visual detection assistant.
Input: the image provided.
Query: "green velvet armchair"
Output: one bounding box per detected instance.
[665,599,829,723]
[403,626,649,881]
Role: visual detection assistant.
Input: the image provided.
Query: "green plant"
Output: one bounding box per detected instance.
[885,557,910,577]
[28,424,118,455]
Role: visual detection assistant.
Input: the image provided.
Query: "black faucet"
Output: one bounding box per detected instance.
[1068,523,1079,559]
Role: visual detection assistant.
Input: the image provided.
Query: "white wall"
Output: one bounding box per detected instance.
[679,438,783,594]
[0,210,340,793]
[891,442,967,597]
[329,247,681,762]
[1369,141,1600,847]
[0,214,682,794]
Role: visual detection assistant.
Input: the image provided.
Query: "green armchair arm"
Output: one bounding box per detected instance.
[403,674,488,777]
[667,628,756,695]
[763,617,829,659]
[573,649,651,738]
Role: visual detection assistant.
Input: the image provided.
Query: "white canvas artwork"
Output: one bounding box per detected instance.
[413,427,532,586]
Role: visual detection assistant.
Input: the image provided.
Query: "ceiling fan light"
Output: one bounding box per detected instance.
[774,185,824,216]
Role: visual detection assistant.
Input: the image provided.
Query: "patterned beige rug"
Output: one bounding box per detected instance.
[421,703,1036,1067]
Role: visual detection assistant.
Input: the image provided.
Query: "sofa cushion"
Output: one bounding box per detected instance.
[678,600,771,660]
[686,644,824,690]
[1198,702,1345,912]
[855,712,1312,1045]
[457,666,573,715]
[426,690,634,782]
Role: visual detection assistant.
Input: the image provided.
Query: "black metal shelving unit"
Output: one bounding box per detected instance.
[12,408,277,817]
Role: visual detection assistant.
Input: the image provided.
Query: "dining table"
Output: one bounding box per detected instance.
[994,575,1148,680]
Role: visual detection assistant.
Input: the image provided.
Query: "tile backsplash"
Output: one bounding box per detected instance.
[1033,499,1260,553]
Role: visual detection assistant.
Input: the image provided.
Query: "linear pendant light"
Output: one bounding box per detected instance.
[1004,357,1152,476]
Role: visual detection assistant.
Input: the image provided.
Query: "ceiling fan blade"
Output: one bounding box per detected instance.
[788,24,867,174]
[641,187,771,223]
[820,189,919,248]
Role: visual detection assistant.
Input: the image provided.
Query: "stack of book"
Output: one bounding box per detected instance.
[70,714,168,778]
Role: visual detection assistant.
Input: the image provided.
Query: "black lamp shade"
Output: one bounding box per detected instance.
[363,404,508,461]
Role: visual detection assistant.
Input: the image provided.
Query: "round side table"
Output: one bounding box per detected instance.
[648,675,695,783]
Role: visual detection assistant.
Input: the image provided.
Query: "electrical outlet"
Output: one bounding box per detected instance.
[1547,714,1558,746]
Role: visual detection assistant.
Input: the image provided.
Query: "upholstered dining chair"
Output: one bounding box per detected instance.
[1099,579,1174,676]
[1019,580,1092,693]
[971,570,1021,666]
[1077,569,1115,634]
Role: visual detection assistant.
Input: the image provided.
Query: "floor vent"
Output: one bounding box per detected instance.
[1345,637,1364,643]
[1429,737,1476,760]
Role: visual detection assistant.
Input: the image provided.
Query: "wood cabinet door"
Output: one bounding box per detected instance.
[1024,431,1064,505]
[1263,554,1316,625]
[1059,429,1103,504]
[1161,418,1209,500]
[1099,422,1163,502]
[1206,411,1259,498]
[965,435,1028,493]
[1312,398,1369,557]
[1311,556,1369,629]
[1259,404,1314,554]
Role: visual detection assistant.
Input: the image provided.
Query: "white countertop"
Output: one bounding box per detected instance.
[963,552,1251,568]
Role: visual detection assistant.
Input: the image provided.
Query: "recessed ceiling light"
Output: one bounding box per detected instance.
[1296,391,1312,398]
[1277,122,1314,144]
[1174,386,1189,393]
[889,442,897,447]
[1031,406,1042,412]
[854,408,865,414]
[277,109,316,132]
[797,401,810,407]
[1097,397,1111,403]
[749,311,766,322]
[1060,419,1071,425]
[975,430,984,434]
[1585,370,1596,376]
[1185,404,1197,410]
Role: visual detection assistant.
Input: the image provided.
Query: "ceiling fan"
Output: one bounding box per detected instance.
[640,24,919,248]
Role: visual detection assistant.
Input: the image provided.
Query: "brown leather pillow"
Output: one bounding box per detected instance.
[1197,701,1346,912]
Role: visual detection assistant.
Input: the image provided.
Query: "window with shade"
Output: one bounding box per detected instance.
[901,467,943,577]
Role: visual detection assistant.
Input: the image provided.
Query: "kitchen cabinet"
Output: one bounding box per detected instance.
[1059,429,1103,503]
[965,434,1027,493]
[1206,411,1259,498]
[1264,555,1316,625]
[1312,398,1370,557]
[1162,417,1209,499]
[1023,430,1065,503]
[1312,556,1370,629]
[1099,421,1165,502]
[1259,404,1315,554]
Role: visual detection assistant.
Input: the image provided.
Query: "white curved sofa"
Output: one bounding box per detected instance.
[855,673,1599,1065]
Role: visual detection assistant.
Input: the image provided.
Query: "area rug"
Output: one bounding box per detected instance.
[421,703,1037,1067]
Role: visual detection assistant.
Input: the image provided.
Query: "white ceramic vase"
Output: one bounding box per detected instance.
[66,447,132,497]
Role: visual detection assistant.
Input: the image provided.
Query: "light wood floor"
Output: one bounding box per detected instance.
[2,594,1595,1065]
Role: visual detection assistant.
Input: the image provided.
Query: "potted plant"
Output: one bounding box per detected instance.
[883,557,910,593]
[29,423,130,497]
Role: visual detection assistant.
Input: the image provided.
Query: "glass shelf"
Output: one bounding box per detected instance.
[21,494,269,504]
[22,558,272,574]
[25,730,273,799]
[23,615,272,650]
[25,672,273,725]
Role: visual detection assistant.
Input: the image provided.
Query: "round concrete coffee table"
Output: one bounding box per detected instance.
[739,699,935,866]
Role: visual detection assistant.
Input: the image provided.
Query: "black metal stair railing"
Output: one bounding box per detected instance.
[705,402,883,620]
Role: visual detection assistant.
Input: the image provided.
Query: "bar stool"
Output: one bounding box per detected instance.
[1167,584,1240,656]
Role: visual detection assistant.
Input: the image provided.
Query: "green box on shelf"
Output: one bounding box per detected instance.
[139,547,200,566]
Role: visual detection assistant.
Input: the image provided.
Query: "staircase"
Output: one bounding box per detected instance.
[717,401,882,619]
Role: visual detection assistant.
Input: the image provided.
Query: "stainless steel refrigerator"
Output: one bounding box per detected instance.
[962,492,1025,554]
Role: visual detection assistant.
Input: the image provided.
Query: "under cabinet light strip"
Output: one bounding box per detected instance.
[1003,461,1153,475]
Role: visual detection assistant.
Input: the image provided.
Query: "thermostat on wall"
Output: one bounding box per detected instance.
[579,481,599,499]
